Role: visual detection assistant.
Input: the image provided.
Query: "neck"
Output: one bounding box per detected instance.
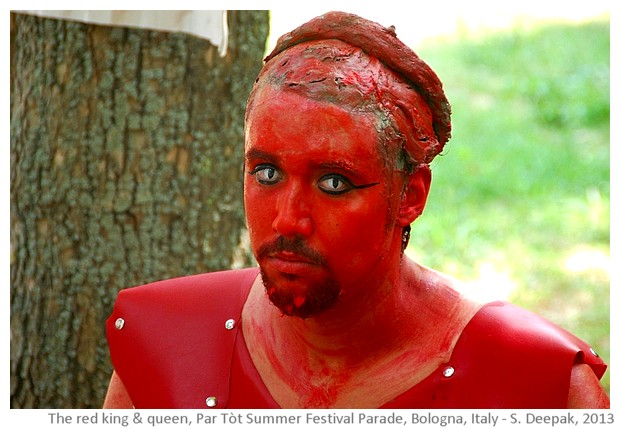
[288,258,420,358]
[241,256,480,408]
[244,256,437,373]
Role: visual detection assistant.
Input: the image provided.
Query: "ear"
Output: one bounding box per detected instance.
[396,164,431,227]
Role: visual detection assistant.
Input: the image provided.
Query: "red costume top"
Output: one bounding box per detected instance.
[106,268,607,409]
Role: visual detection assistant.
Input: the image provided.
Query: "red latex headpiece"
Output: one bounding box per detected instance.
[255,11,452,165]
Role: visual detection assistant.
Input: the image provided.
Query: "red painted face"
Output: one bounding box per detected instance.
[244,89,408,318]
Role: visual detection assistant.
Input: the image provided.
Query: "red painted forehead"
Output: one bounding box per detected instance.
[247,39,437,167]
[246,87,381,155]
[261,11,452,156]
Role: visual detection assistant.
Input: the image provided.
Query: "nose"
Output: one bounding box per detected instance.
[272,183,313,238]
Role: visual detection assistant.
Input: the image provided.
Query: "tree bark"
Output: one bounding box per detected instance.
[10,10,269,409]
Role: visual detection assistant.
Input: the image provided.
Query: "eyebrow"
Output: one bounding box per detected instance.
[245,148,278,164]
[310,159,361,175]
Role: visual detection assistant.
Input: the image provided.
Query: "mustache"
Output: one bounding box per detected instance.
[256,236,327,266]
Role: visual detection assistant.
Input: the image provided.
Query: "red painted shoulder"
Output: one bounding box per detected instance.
[106,268,259,409]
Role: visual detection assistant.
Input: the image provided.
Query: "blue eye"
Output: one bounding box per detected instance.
[250,164,281,185]
[317,174,354,195]
[318,174,380,195]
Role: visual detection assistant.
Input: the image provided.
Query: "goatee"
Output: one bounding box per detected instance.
[260,268,341,319]
[256,236,341,319]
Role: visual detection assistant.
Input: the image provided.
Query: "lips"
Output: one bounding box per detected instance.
[264,251,319,275]
[271,250,315,263]
[256,236,328,276]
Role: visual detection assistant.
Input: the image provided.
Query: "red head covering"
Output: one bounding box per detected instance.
[254,11,452,165]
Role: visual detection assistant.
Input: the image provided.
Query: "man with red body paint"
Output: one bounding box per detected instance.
[103,12,609,409]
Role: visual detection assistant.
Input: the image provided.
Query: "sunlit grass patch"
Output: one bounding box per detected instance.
[407,17,610,393]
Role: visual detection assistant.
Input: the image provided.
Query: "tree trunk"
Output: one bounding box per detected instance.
[10,10,269,409]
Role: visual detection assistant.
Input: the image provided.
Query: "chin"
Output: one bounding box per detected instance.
[260,268,341,319]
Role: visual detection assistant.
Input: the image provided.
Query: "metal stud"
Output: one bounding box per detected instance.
[443,366,455,378]
[206,396,218,407]
[590,348,599,357]
[115,318,125,330]
[225,319,236,330]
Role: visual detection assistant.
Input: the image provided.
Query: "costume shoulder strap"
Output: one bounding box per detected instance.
[442,301,607,408]
[106,267,260,409]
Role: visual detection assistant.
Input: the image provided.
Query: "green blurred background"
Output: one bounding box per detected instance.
[406,17,610,393]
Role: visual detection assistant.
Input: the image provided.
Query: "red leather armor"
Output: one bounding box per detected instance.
[106,268,607,408]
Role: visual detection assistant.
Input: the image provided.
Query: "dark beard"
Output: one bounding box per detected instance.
[260,268,341,319]
[256,236,341,319]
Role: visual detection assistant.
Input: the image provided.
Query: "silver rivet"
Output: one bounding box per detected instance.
[206,396,218,407]
[225,319,236,330]
[443,366,455,378]
[590,348,599,357]
[115,318,125,330]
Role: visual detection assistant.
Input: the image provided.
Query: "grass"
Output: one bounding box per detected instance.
[406,17,611,393]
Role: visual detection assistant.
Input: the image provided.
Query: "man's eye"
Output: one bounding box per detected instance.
[250,165,281,184]
[317,174,353,195]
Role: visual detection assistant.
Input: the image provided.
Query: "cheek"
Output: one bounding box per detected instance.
[244,185,273,232]
[244,185,266,242]
[321,197,393,254]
